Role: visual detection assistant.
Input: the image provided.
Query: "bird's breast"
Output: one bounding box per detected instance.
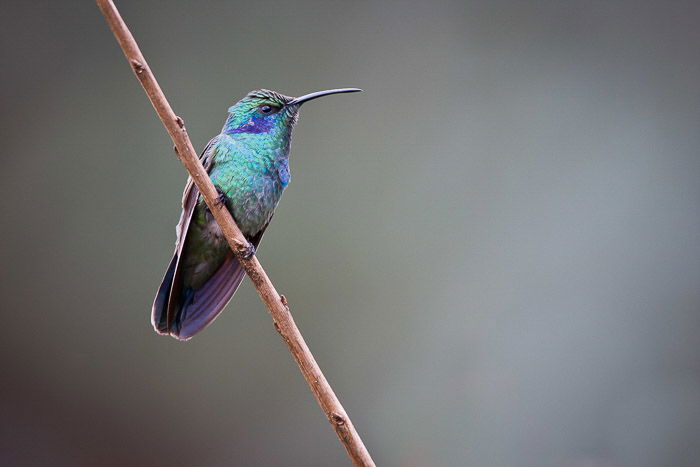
[208,156,288,236]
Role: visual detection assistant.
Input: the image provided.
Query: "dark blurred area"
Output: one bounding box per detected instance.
[1,1,699,466]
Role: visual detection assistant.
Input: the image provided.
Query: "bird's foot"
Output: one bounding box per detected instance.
[239,242,256,259]
[214,187,228,208]
[205,187,228,218]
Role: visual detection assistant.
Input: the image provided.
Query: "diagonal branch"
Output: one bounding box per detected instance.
[95,1,375,465]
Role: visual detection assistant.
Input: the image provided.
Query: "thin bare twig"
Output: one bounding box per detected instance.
[95,1,375,465]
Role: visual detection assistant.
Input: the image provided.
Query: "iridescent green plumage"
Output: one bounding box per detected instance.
[152,88,361,340]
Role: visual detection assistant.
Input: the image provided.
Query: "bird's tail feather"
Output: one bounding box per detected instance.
[152,254,178,334]
[151,252,246,340]
[173,253,246,340]
[152,226,267,340]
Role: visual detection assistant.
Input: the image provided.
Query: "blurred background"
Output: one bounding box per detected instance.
[1,1,699,466]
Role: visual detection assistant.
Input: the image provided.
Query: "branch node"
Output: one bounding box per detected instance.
[330,412,347,427]
[280,294,288,308]
[130,58,145,74]
[175,115,185,129]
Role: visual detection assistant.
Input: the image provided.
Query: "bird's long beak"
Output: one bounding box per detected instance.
[287,88,363,106]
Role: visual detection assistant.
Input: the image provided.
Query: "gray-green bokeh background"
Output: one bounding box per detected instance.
[2,1,699,466]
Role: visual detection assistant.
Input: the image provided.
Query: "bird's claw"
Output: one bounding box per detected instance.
[205,187,228,217]
[214,187,228,207]
[239,242,256,259]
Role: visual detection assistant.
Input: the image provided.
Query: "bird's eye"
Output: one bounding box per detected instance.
[260,105,275,114]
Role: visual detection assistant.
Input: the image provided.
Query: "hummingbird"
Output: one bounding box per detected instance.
[152,88,362,340]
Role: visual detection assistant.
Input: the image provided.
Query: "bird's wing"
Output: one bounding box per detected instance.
[151,136,219,335]
[176,137,219,255]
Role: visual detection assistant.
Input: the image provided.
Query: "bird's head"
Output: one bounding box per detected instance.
[222,88,361,141]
